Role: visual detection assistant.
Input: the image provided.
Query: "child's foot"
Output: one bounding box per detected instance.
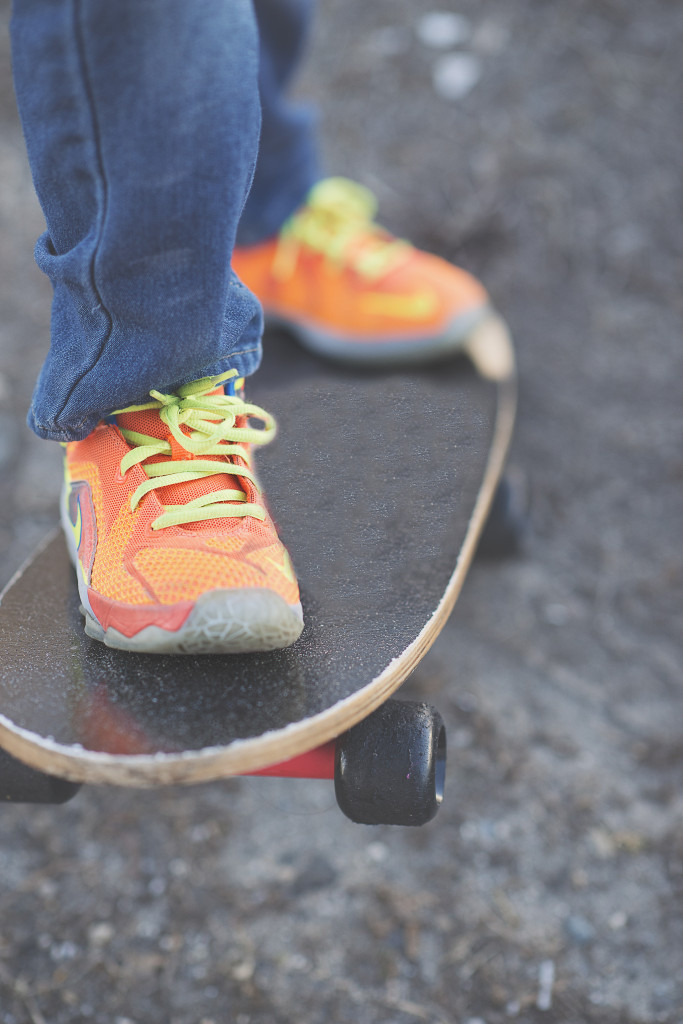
[61,371,303,655]
[232,177,491,365]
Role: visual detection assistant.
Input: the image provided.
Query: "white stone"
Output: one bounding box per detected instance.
[432,53,482,101]
[416,11,471,49]
[367,841,389,863]
[88,922,114,946]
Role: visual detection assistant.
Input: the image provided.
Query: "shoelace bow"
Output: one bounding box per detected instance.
[272,177,412,281]
[115,370,275,530]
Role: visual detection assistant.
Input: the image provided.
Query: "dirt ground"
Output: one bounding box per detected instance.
[1,1,682,1022]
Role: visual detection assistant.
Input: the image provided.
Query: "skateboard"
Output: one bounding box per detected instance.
[0,318,517,825]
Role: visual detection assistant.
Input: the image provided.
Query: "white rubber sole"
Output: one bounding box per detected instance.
[81,588,304,655]
[61,484,304,655]
[265,305,490,366]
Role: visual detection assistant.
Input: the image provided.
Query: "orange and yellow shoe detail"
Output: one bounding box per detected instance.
[61,371,303,654]
[232,177,491,364]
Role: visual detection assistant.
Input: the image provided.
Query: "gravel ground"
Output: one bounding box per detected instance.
[1,1,682,1022]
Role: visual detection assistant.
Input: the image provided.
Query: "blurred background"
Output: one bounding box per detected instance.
[1,1,682,1022]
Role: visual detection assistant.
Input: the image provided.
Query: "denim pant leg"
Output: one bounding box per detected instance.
[11,0,264,442]
[236,0,321,246]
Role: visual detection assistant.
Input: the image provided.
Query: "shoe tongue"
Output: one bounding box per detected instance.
[115,405,172,441]
[114,386,256,531]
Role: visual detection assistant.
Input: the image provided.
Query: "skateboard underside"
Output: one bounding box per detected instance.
[0,329,515,786]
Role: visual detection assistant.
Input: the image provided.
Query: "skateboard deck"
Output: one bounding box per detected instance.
[0,319,516,803]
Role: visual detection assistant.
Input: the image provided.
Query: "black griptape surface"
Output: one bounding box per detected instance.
[0,334,497,762]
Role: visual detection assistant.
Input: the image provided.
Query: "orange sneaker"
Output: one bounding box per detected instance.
[232,177,491,364]
[60,370,303,654]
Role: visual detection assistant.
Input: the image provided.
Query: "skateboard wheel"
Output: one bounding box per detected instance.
[477,473,529,559]
[334,700,446,826]
[0,748,81,804]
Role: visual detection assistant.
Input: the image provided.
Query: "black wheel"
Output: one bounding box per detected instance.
[0,748,82,804]
[334,700,446,826]
[477,472,529,560]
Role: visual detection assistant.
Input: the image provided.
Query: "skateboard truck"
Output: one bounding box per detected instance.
[251,700,446,826]
[1,699,445,826]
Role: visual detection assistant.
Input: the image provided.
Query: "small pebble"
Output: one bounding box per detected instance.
[456,691,478,713]
[590,828,616,858]
[232,960,255,982]
[543,603,571,626]
[416,11,471,49]
[367,841,389,863]
[191,824,213,842]
[169,858,189,877]
[452,727,473,749]
[50,941,77,961]
[564,914,596,945]
[432,53,482,101]
[88,922,114,947]
[537,959,555,1011]
[290,853,337,895]
[285,953,309,971]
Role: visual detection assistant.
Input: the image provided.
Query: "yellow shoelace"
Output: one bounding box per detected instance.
[272,177,412,282]
[115,370,275,530]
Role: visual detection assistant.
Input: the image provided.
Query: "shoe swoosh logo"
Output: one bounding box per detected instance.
[70,493,83,551]
[68,480,97,581]
[262,549,297,586]
[358,289,439,320]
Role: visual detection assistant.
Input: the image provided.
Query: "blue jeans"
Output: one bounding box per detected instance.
[11,0,319,441]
